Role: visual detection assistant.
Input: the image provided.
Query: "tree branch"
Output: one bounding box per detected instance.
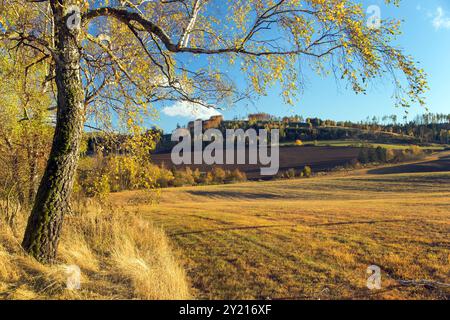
[83,6,336,58]
[178,0,202,48]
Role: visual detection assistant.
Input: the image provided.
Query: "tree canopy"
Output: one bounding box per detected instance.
[1,0,427,131]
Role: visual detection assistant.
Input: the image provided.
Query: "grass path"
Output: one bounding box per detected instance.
[112,172,450,299]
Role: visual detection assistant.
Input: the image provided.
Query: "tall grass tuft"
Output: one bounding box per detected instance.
[0,200,191,300]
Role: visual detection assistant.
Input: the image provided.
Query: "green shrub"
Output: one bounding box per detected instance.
[358,147,389,164]
[157,168,174,188]
[302,165,312,178]
[399,145,425,162]
[173,168,195,187]
[192,168,202,184]
[212,167,227,184]
[386,149,396,162]
[358,148,370,164]
[375,146,387,163]
[285,168,296,179]
[408,145,422,156]
[199,171,214,185]
[368,148,378,162]
[82,172,110,200]
[227,168,247,182]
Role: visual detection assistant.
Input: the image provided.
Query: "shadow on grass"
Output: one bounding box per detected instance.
[367,154,450,175]
[169,219,410,237]
[184,190,281,200]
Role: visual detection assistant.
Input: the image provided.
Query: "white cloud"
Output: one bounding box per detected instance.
[162,101,221,120]
[432,7,450,30]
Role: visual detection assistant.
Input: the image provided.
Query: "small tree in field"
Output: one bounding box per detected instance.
[1,0,427,263]
[285,168,297,179]
[302,165,312,178]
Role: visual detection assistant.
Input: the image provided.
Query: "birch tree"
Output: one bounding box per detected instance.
[0,0,427,263]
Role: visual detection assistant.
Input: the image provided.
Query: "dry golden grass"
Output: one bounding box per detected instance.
[0,201,191,300]
[113,172,450,300]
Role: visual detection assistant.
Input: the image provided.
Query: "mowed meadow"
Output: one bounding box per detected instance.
[113,171,450,300]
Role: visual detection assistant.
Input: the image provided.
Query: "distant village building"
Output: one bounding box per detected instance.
[205,115,223,129]
[188,115,224,131]
[282,116,303,123]
[248,113,273,122]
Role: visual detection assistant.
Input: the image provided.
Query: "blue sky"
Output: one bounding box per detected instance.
[154,0,450,132]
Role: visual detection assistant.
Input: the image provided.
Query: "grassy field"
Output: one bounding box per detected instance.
[282,139,448,150]
[113,171,450,300]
